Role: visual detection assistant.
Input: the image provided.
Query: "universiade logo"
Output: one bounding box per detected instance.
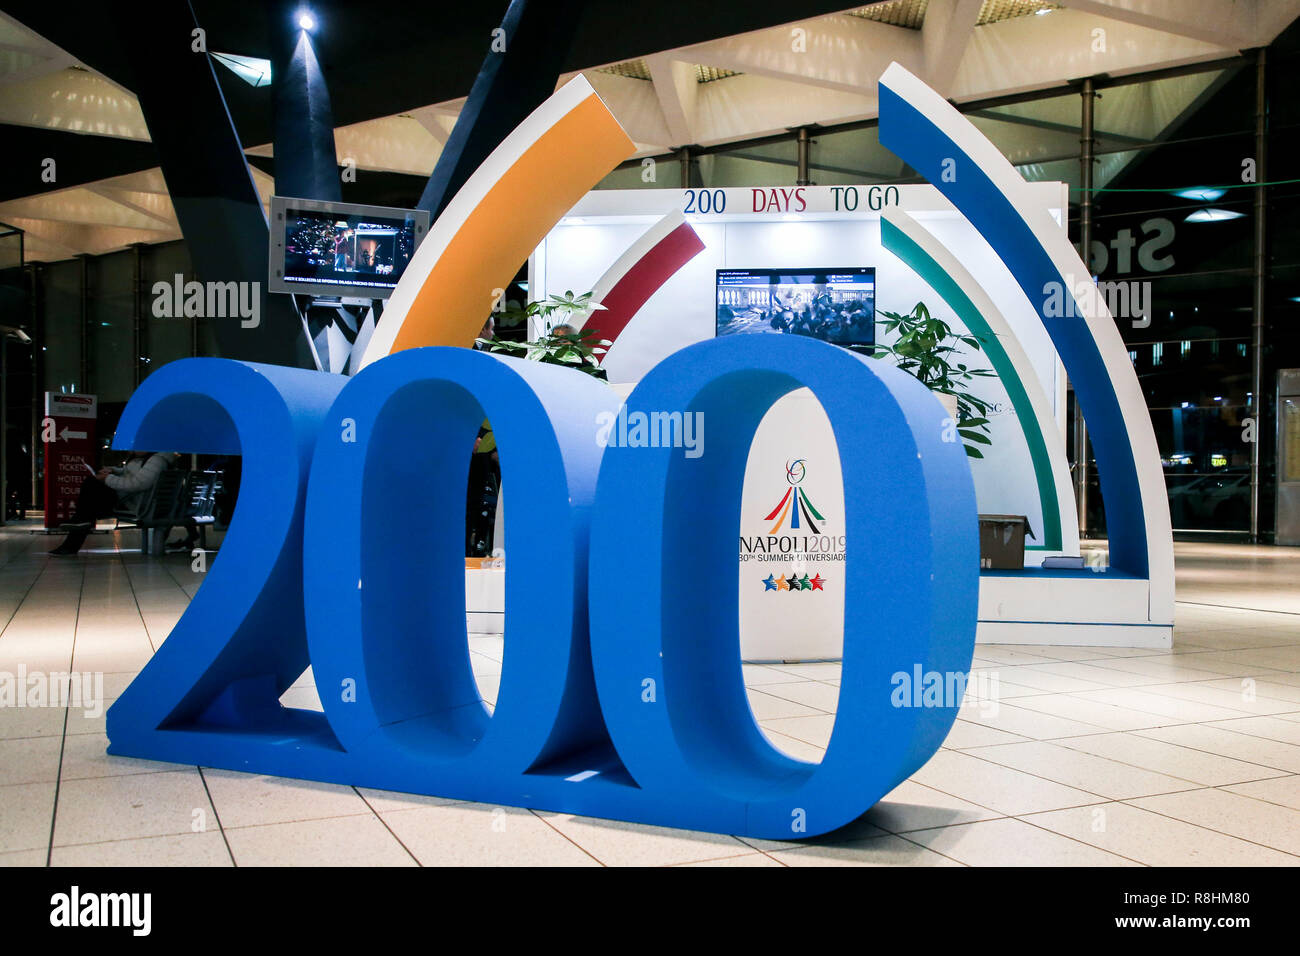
[102,335,979,840]
[765,458,824,533]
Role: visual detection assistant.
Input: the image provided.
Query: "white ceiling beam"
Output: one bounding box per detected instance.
[681,13,923,96]
[644,54,697,146]
[582,69,675,150]
[921,0,983,96]
[1059,0,1255,50]
[949,8,1238,102]
[83,184,176,228]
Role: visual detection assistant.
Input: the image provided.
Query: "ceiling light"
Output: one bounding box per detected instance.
[1184,208,1244,223]
[1173,187,1226,201]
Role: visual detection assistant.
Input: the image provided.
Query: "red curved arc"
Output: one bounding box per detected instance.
[584,221,705,359]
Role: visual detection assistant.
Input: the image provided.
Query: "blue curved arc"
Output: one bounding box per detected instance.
[878,82,1147,578]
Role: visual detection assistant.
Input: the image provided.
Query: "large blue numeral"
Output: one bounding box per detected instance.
[105,338,978,839]
[301,347,622,797]
[106,360,347,769]
[588,336,978,837]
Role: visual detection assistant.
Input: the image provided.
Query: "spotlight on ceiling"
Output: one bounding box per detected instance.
[1184,208,1245,223]
[1173,187,1226,202]
[297,10,316,31]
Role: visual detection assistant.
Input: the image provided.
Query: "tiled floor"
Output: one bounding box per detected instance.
[0,527,1297,866]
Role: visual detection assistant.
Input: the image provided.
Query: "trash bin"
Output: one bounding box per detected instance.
[978,514,1033,570]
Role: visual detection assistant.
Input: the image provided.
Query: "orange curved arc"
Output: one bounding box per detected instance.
[383,90,635,358]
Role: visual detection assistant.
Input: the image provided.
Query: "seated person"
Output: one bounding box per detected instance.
[49,451,177,556]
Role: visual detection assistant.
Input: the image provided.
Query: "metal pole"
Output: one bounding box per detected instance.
[678,147,691,189]
[796,127,811,186]
[132,243,145,388]
[1075,77,1096,538]
[1,334,7,528]
[1250,48,1267,542]
[29,263,41,510]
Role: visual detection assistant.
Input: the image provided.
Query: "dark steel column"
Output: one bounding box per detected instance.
[1075,78,1097,538]
[1250,48,1267,542]
[132,242,145,388]
[796,127,811,186]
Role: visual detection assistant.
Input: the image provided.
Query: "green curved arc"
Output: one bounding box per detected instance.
[881,217,1062,550]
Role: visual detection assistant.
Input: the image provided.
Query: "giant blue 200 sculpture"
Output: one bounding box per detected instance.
[105,337,978,840]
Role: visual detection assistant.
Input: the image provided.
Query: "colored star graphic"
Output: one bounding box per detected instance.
[799,574,812,591]
[785,574,801,593]
[810,574,825,591]
[775,575,789,592]
[762,574,777,591]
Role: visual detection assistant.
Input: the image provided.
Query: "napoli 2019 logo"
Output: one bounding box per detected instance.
[765,458,824,533]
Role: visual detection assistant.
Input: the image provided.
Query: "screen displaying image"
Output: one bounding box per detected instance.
[277,204,425,295]
[716,268,876,347]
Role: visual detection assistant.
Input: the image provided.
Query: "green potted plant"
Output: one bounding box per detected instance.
[478,290,611,379]
[869,301,996,458]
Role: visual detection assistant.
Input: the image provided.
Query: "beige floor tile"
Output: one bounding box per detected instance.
[225,815,416,866]
[773,833,964,867]
[537,811,750,866]
[1222,775,1300,811]
[674,852,784,866]
[0,735,63,785]
[52,770,213,846]
[58,733,186,780]
[1203,677,1300,704]
[1130,681,1300,716]
[201,770,371,828]
[1024,802,1297,866]
[384,804,600,866]
[1205,715,1300,746]
[0,781,55,852]
[742,664,812,686]
[941,719,1029,750]
[904,817,1140,866]
[958,700,1110,739]
[51,831,233,866]
[1056,732,1286,787]
[967,740,1201,799]
[972,667,1110,694]
[0,704,67,740]
[355,787,465,813]
[754,680,841,713]
[0,848,46,866]
[767,662,842,682]
[759,713,835,749]
[745,688,822,720]
[736,813,889,853]
[1070,687,1255,723]
[1129,788,1300,856]
[1020,661,1162,688]
[1007,694,1172,732]
[1136,724,1300,774]
[758,727,826,762]
[909,750,1105,815]
[864,779,1002,833]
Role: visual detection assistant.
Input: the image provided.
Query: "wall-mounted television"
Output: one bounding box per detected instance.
[269,196,430,298]
[716,267,875,348]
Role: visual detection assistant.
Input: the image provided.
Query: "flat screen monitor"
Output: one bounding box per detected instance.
[269,196,430,298]
[716,267,875,348]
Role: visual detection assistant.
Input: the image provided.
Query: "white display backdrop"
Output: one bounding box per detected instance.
[532,185,1070,659]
